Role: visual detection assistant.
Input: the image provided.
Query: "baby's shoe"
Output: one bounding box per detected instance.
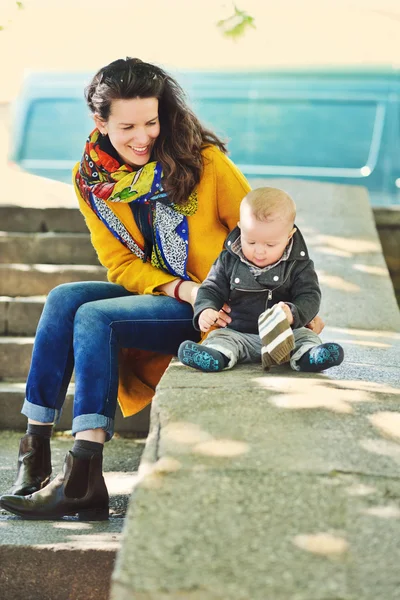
[296,343,344,373]
[178,341,229,372]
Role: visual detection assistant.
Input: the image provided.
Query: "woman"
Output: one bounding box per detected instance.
[0,58,323,520]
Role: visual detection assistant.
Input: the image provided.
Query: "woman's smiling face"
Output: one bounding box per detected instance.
[94,97,160,167]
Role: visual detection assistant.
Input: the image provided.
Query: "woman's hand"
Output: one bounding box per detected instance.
[198,305,232,332]
[305,314,325,334]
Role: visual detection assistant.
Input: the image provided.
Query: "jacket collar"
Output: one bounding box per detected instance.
[225,224,309,262]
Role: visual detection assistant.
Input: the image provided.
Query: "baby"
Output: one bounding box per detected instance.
[178,187,344,373]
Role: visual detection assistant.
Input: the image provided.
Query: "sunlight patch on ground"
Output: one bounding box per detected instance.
[192,439,249,457]
[153,457,182,475]
[254,376,395,413]
[33,532,122,551]
[353,264,388,276]
[136,470,164,490]
[53,522,92,530]
[138,457,182,490]
[368,411,400,442]
[359,438,400,463]
[162,422,249,457]
[325,327,400,341]
[269,391,354,413]
[316,235,381,254]
[315,246,352,258]
[104,472,139,496]
[255,376,400,397]
[345,484,377,496]
[293,532,349,556]
[324,380,400,395]
[362,505,400,518]
[163,422,213,445]
[333,339,392,348]
[318,273,361,292]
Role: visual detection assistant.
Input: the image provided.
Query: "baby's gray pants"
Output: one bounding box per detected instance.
[202,327,322,370]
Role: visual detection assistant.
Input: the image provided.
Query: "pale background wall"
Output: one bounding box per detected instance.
[1,0,400,168]
[1,0,400,103]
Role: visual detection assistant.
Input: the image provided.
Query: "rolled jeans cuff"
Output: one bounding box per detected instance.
[21,399,60,424]
[72,413,114,442]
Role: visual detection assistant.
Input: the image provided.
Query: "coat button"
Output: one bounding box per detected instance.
[227,241,231,246]
[273,275,279,281]
[234,277,240,283]
[300,251,305,256]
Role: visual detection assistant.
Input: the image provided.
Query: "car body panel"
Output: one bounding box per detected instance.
[9,68,400,205]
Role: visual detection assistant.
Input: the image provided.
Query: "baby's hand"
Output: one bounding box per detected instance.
[198,308,221,332]
[277,301,294,325]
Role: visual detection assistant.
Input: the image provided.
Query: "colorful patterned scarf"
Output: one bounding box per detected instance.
[75,129,198,279]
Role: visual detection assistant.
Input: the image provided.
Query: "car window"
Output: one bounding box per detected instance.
[19,98,93,161]
[193,99,378,169]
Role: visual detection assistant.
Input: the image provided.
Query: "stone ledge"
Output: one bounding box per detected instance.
[112,179,400,600]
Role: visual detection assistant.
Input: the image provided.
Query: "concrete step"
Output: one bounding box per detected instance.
[0,264,107,296]
[0,231,98,265]
[0,382,150,435]
[0,337,33,379]
[0,430,145,600]
[0,205,86,233]
[0,296,45,336]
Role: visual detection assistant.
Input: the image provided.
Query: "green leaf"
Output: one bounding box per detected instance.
[217,4,255,40]
[16,1,24,8]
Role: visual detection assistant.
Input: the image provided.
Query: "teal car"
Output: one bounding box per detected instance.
[9,68,400,206]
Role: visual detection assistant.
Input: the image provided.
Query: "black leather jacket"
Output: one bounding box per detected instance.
[194,225,321,334]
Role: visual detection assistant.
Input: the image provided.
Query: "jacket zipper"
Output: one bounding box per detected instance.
[232,261,300,313]
[233,288,273,308]
[234,288,267,293]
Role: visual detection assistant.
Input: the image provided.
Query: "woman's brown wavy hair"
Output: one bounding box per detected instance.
[85,57,227,206]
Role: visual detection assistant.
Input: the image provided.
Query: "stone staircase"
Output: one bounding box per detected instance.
[0,205,150,434]
[0,201,148,600]
[0,429,145,600]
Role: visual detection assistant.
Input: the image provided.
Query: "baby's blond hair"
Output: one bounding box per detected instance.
[242,187,296,226]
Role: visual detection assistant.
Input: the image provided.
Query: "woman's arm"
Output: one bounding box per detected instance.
[77,186,178,295]
[157,279,200,306]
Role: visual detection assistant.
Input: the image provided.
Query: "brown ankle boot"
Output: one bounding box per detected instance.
[0,451,109,520]
[6,434,52,496]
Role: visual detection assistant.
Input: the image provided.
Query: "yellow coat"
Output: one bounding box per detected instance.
[73,145,251,417]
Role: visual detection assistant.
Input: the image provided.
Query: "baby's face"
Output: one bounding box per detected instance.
[239,204,294,268]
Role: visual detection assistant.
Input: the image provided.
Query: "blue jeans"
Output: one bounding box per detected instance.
[22,282,199,440]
